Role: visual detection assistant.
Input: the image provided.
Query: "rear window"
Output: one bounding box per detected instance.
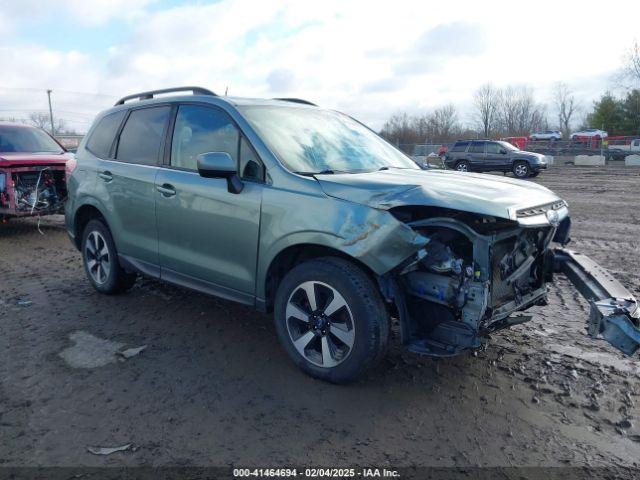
[451,141,469,152]
[116,107,171,165]
[85,111,126,159]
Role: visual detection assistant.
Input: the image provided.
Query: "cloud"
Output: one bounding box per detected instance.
[266,69,296,93]
[395,22,487,75]
[1,0,638,133]
[0,0,155,26]
[361,77,407,94]
[64,0,156,24]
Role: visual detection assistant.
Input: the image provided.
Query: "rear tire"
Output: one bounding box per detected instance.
[274,257,389,383]
[81,219,136,294]
[512,161,531,178]
[455,160,470,172]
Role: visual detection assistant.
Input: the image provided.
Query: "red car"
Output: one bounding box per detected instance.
[0,122,73,223]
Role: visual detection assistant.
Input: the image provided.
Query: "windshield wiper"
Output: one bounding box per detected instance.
[376,166,417,171]
[294,169,340,176]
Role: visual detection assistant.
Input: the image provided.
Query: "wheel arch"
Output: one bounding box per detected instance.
[261,243,381,313]
[512,157,532,165]
[73,202,109,250]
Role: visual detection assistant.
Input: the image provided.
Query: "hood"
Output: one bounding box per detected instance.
[316,169,561,221]
[0,152,72,167]
[519,150,545,159]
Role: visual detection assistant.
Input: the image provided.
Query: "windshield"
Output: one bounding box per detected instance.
[498,141,519,151]
[240,106,418,174]
[0,126,64,154]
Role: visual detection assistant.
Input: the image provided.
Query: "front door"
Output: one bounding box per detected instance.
[485,141,509,170]
[155,104,264,302]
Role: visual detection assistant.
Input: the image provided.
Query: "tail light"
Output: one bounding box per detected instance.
[65,157,77,181]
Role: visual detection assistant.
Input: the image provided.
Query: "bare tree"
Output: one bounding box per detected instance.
[380,106,462,149]
[29,112,52,130]
[473,84,500,137]
[553,82,578,137]
[497,86,547,136]
[427,104,459,141]
[380,113,424,147]
[0,116,26,124]
[28,112,71,135]
[623,40,640,87]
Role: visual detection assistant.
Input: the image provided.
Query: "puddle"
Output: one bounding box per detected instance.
[547,343,640,375]
[59,331,125,369]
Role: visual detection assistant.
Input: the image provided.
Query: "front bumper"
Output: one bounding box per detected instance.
[532,163,548,172]
[554,248,640,356]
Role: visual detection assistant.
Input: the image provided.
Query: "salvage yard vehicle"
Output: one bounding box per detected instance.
[529,130,562,141]
[608,138,640,159]
[0,122,71,223]
[443,139,548,178]
[66,87,640,383]
[571,128,608,140]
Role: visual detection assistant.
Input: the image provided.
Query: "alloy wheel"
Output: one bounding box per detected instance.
[285,281,355,368]
[456,162,468,172]
[514,164,529,177]
[85,231,111,285]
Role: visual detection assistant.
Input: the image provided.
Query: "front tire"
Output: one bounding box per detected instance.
[512,161,531,178]
[81,219,136,294]
[274,257,389,383]
[455,160,470,172]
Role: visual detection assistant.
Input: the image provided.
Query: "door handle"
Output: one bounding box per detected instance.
[156,184,176,197]
[98,171,113,182]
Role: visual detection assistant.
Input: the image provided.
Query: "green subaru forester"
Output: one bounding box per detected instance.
[66,87,640,382]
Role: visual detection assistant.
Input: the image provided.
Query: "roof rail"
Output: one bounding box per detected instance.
[114,86,217,106]
[273,97,317,106]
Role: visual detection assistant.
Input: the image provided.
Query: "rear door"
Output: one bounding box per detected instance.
[467,141,486,170]
[155,104,264,302]
[96,105,171,272]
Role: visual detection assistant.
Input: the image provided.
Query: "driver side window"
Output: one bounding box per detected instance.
[486,142,502,154]
[171,105,239,171]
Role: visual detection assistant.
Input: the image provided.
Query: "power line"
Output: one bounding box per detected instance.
[0,109,97,119]
[0,86,118,99]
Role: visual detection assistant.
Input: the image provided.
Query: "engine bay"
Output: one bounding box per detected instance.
[388,215,555,357]
[0,166,67,218]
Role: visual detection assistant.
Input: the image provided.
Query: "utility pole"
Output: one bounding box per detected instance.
[46,89,55,136]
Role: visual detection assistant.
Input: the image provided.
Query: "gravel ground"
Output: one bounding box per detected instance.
[1,166,639,472]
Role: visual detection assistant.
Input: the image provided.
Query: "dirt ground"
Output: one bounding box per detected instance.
[1,166,639,473]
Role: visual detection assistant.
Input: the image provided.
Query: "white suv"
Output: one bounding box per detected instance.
[529,130,562,141]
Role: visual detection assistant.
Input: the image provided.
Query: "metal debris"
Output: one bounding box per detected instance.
[117,345,147,359]
[87,444,132,456]
[17,299,32,306]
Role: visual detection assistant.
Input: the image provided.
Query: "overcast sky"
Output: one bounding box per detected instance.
[0,0,638,133]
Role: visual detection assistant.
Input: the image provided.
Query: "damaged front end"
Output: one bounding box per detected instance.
[0,165,67,221]
[379,202,640,358]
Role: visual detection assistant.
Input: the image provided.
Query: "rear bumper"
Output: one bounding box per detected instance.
[554,248,640,356]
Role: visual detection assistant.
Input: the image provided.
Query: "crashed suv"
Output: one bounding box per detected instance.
[66,87,640,383]
[0,122,70,223]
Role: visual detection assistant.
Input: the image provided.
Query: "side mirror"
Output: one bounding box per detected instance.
[500,149,507,154]
[197,152,243,194]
